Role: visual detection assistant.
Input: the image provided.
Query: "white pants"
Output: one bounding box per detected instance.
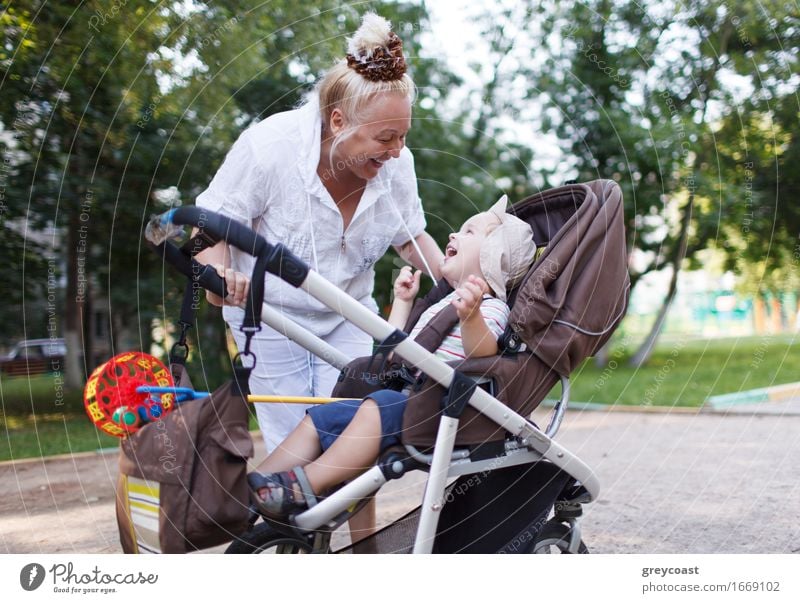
[229,319,372,454]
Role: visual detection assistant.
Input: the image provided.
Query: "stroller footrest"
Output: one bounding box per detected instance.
[465,440,508,461]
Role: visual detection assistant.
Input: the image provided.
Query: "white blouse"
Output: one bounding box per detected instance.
[196,96,427,337]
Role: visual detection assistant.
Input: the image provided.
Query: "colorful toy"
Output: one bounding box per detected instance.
[113,406,142,429]
[84,352,178,438]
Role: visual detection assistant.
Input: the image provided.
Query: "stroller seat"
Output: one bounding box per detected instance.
[397,179,629,448]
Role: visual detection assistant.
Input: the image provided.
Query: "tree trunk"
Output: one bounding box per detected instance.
[627,264,679,367]
[63,212,85,389]
[593,339,612,367]
[769,295,783,333]
[83,278,93,370]
[628,196,693,368]
[627,17,735,368]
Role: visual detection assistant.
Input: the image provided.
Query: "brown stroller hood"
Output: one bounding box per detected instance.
[401,179,630,446]
[508,179,630,376]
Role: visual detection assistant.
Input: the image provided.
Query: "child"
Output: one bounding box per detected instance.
[248,195,537,518]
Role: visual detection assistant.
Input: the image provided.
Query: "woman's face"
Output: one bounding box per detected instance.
[330,92,412,180]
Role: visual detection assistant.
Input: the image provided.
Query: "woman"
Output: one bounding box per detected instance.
[195,13,443,456]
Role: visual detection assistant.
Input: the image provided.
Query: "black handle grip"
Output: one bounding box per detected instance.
[151,240,229,299]
[155,206,311,289]
[169,206,269,257]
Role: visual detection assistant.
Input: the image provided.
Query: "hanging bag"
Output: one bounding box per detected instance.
[115,230,269,553]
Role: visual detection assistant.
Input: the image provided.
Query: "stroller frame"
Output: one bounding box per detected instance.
[149,205,599,554]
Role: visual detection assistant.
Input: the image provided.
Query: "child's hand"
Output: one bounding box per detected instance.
[394,266,421,303]
[452,275,489,322]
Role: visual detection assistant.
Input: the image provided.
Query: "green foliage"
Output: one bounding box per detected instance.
[529,0,798,282]
[3,0,798,376]
[0,2,385,377]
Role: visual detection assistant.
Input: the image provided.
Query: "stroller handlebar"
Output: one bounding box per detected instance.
[146,206,266,255]
[150,238,229,299]
[147,207,310,289]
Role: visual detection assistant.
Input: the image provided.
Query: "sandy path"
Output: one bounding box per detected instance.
[1,406,798,554]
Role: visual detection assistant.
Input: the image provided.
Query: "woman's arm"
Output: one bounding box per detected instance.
[394,231,443,280]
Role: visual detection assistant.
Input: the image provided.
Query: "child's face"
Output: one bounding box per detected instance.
[440,212,500,287]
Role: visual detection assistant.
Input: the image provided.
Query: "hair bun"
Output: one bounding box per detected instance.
[346,13,407,81]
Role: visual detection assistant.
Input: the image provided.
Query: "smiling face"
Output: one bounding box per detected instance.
[440,212,501,288]
[329,92,412,180]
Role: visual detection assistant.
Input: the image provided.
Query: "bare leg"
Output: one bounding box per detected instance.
[256,415,322,474]
[254,399,382,543]
[302,398,382,493]
[348,497,378,550]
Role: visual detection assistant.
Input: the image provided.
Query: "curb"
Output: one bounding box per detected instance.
[0,446,119,468]
[0,429,265,468]
[705,382,800,409]
[540,399,700,414]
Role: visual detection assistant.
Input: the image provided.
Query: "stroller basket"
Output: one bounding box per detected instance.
[336,460,572,554]
[336,506,420,554]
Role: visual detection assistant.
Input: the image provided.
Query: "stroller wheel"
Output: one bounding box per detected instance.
[225,522,315,554]
[532,521,589,554]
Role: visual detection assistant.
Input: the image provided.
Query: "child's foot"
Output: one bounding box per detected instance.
[247,469,315,518]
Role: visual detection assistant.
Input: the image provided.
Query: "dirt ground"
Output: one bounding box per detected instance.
[1,405,798,554]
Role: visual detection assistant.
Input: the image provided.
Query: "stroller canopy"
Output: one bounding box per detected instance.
[509,180,630,376]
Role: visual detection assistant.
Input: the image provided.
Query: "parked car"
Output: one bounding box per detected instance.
[0,338,66,376]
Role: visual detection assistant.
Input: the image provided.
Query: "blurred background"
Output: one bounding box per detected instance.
[1,1,798,458]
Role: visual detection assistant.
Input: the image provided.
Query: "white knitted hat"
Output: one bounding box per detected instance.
[478,195,537,302]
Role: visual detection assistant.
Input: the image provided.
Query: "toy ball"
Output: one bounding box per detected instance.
[84,351,176,438]
[136,400,164,423]
[113,406,141,428]
[148,401,164,419]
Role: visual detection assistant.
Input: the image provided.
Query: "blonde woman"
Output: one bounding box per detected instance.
[195,11,443,536]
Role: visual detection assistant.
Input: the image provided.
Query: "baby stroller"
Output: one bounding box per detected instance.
[147,179,629,554]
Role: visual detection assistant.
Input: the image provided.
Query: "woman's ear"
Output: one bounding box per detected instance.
[329,108,346,136]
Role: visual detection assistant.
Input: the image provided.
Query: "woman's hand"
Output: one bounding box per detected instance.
[207,264,250,307]
[452,275,489,322]
[393,266,421,303]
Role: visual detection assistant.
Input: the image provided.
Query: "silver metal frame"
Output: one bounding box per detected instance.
[256,303,350,370]
[280,270,598,553]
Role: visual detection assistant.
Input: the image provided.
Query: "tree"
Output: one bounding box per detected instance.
[1,1,480,389]
[528,0,799,365]
[0,1,348,386]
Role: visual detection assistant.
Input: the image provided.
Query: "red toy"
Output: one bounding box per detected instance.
[84,352,176,437]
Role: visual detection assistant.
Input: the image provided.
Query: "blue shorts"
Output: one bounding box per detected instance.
[306,389,408,452]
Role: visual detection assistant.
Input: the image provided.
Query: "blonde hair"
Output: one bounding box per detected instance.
[311,13,416,163]
[317,60,415,129]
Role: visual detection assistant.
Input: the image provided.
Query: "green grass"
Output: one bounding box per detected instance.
[1,335,798,461]
[0,413,121,461]
[0,373,84,415]
[0,411,262,462]
[562,334,800,407]
[0,372,261,461]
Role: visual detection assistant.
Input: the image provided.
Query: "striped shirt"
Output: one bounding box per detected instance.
[408,292,510,361]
